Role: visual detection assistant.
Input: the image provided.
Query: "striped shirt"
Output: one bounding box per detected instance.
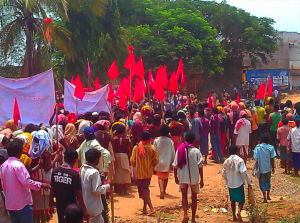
[130,144,159,180]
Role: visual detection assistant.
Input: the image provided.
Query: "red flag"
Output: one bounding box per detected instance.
[115,78,126,98]
[107,82,115,104]
[133,78,144,102]
[87,58,91,80]
[256,81,266,100]
[141,77,147,94]
[124,46,136,70]
[155,67,168,90]
[118,92,127,110]
[181,72,186,89]
[135,57,145,79]
[155,86,165,102]
[236,92,241,103]
[107,60,119,80]
[169,71,178,94]
[176,58,184,80]
[148,70,155,90]
[207,93,214,110]
[74,74,85,100]
[70,76,75,85]
[94,77,101,90]
[267,78,273,97]
[13,97,21,126]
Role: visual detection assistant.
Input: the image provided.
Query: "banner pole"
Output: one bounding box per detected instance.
[76,98,78,116]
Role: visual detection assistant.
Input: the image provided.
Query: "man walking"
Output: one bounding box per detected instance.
[210,107,224,163]
[0,138,50,223]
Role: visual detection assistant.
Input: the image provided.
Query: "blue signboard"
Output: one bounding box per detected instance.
[246,69,290,92]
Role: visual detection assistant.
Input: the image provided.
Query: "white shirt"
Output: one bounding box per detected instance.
[222,155,253,188]
[274,90,278,97]
[233,87,238,94]
[173,146,203,185]
[288,127,300,153]
[77,139,111,172]
[234,118,252,146]
[80,164,110,216]
[154,137,175,172]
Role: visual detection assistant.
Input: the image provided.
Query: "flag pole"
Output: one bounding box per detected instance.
[263,74,270,106]
[129,64,132,103]
[55,104,59,155]
[76,98,78,116]
[109,163,115,223]
[147,82,151,105]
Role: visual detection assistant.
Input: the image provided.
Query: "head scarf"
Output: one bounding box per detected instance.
[57,114,67,124]
[67,113,77,124]
[94,120,110,131]
[15,134,29,148]
[5,120,17,132]
[266,97,272,105]
[29,130,50,160]
[0,129,12,139]
[231,102,239,112]
[239,110,247,119]
[46,128,54,148]
[235,110,247,131]
[22,132,33,153]
[78,120,91,136]
[238,102,246,110]
[65,123,77,145]
[133,112,143,123]
[141,106,150,116]
[177,110,186,117]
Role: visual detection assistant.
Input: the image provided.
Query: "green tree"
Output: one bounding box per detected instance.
[128,2,225,79]
[192,0,279,68]
[0,0,76,77]
[62,0,129,84]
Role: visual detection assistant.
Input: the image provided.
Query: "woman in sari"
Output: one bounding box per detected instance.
[169,114,184,151]
[112,125,131,195]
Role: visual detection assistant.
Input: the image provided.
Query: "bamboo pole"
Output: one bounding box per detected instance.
[109,163,115,223]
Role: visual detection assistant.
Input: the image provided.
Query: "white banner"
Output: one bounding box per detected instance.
[64,80,111,114]
[0,69,56,127]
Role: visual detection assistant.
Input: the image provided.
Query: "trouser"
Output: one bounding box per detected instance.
[257,123,266,142]
[8,205,34,223]
[211,134,224,163]
[270,130,279,156]
[101,194,109,223]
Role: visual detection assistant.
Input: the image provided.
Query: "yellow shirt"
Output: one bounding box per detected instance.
[131,144,159,180]
[255,106,266,124]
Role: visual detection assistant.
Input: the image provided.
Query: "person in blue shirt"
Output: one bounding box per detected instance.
[254,133,276,203]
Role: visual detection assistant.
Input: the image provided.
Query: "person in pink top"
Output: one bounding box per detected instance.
[277,118,292,174]
[0,138,50,223]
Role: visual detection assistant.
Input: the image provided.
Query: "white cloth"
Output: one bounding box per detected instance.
[50,125,64,142]
[234,118,251,146]
[173,146,203,185]
[77,139,111,173]
[222,155,253,188]
[288,127,300,153]
[64,80,110,114]
[233,87,238,94]
[154,137,175,172]
[274,90,278,97]
[0,69,56,127]
[80,164,110,217]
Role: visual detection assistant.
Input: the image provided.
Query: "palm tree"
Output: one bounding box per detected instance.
[0,0,106,77]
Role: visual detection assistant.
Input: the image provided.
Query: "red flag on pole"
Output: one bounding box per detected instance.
[267,78,273,97]
[135,57,145,79]
[87,58,91,80]
[124,46,136,70]
[256,81,266,100]
[107,60,119,80]
[176,58,184,80]
[169,71,178,94]
[70,76,75,85]
[87,84,91,92]
[107,82,115,104]
[74,74,86,100]
[94,77,101,90]
[236,92,241,104]
[118,92,127,110]
[13,97,21,126]
[141,77,147,94]
[148,70,155,90]
[133,78,144,102]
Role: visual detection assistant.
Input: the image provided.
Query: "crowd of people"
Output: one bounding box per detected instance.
[0,87,298,223]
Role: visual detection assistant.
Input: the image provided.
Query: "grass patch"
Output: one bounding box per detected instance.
[287,176,300,184]
[154,211,176,219]
[279,215,300,223]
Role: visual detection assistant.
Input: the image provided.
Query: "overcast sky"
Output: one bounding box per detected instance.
[214,0,300,33]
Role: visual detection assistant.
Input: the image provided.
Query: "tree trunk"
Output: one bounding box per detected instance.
[21,19,34,77]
